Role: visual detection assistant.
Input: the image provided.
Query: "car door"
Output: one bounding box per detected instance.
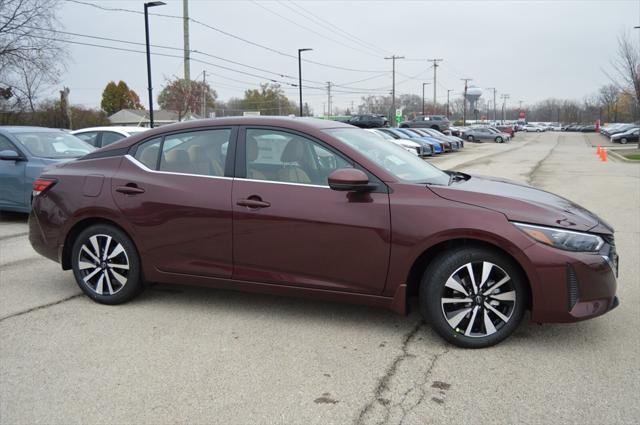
[0,134,28,210]
[232,127,391,295]
[112,127,236,278]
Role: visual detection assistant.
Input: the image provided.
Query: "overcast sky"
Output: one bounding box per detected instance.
[53,0,640,115]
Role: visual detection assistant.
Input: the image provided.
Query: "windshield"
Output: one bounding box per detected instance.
[324,128,450,185]
[15,132,95,159]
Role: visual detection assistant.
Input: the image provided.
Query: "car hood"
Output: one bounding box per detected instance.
[428,174,612,233]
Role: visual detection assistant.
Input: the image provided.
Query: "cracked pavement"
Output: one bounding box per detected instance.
[1,132,638,424]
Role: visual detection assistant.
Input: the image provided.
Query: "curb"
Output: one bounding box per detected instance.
[606,149,640,163]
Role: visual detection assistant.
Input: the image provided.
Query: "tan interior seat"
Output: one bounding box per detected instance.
[163,150,195,174]
[187,145,212,176]
[246,138,267,180]
[278,139,311,184]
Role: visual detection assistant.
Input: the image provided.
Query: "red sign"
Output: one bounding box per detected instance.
[518,111,526,119]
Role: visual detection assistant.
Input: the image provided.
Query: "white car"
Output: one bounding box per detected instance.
[366,129,426,156]
[71,126,149,148]
[523,124,545,132]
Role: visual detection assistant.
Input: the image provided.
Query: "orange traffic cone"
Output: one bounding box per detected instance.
[601,149,607,162]
[597,145,602,155]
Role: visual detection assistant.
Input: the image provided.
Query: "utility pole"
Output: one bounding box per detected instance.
[183,0,190,81]
[500,93,510,124]
[461,78,472,126]
[385,55,404,127]
[298,48,312,117]
[446,89,452,118]
[326,82,332,117]
[144,1,166,128]
[487,87,496,124]
[428,59,443,114]
[201,70,207,118]
[422,82,430,116]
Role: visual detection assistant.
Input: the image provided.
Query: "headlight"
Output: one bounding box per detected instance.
[513,222,604,252]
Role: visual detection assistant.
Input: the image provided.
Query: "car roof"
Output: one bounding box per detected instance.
[71,126,149,134]
[0,126,69,134]
[96,116,355,152]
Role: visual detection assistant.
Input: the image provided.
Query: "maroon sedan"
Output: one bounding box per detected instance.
[28,117,619,348]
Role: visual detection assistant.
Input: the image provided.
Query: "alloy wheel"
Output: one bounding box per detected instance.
[440,261,516,338]
[77,234,130,296]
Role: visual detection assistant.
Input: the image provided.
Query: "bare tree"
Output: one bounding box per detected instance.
[598,84,620,122]
[0,0,66,112]
[608,32,640,120]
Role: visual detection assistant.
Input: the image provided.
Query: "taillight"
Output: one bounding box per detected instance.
[32,178,56,197]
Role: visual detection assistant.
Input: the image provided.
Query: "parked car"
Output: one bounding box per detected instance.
[462,127,508,143]
[366,129,432,156]
[410,128,461,150]
[580,125,597,133]
[523,124,545,132]
[0,126,95,213]
[395,127,453,152]
[611,128,639,144]
[399,115,451,132]
[605,123,636,137]
[413,127,465,148]
[485,127,512,141]
[495,125,515,137]
[71,126,149,148]
[378,127,444,154]
[28,116,619,348]
[347,114,388,128]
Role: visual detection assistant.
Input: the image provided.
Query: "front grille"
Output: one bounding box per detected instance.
[566,264,579,310]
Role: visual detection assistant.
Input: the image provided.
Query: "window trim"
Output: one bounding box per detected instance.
[125,154,234,181]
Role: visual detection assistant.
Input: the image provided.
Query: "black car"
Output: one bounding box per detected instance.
[580,125,597,133]
[347,114,389,128]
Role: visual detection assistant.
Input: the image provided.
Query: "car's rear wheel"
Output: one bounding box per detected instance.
[467,135,474,142]
[419,247,527,348]
[620,138,628,144]
[71,224,143,304]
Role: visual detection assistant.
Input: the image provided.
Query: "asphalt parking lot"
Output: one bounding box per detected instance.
[1,131,639,425]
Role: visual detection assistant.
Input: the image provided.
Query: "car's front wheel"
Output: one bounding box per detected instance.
[620,138,628,144]
[495,136,504,143]
[71,224,143,305]
[419,247,527,348]
[467,135,474,142]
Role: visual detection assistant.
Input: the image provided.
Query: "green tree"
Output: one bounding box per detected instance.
[157,78,217,119]
[100,81,143,116]
[240,83,296,116]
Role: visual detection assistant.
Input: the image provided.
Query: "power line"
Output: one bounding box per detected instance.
[64,0,386,74]
[250,1,382,60]
[283,1,391,57]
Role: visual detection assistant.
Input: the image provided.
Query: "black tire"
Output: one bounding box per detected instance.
[495,136,504,143]
[467,135,474,142]
[71,224,143,305]
[419,247,528,348]
[620,138,628,144]
[431,125,440,131]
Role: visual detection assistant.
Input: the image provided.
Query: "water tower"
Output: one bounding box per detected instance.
[465,86,483,112]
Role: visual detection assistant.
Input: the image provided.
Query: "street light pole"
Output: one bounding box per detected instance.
[298,48,312,117]
[446,89,452,118]
[422,82,430,116]
[144,1,165,128]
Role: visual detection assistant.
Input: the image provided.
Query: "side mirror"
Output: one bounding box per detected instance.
[0,150,23,161]
[328,168,377,192]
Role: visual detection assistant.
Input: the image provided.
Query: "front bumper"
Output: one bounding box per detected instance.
[525,239,619,323]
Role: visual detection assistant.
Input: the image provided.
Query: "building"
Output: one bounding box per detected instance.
[107,109,200,127]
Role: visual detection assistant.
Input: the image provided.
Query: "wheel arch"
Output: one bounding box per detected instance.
[404,238,533,311]
[61,217,139,270]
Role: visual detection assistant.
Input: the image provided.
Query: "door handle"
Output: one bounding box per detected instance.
[115,184,145,195]
[237,198,270,209]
